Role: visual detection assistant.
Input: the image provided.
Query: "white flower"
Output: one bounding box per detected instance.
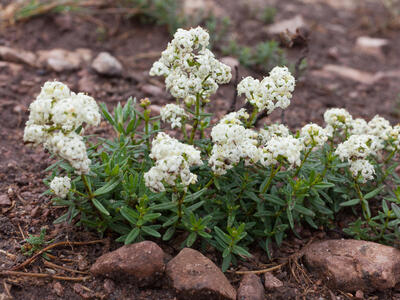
[259,124,290,144]
[349,118,369,135]
[150,27,231,104]
[50,176,71,198]
[367,115,392,142]
[389,124,400,148]
[24,81,99,174]
[349,159,375,183]
[144,133,202,192]
[261,136,303,168]
[324,108,352,128]
[160,104,188,128]
[299,123,328,148]
[237,66,295,114]
[335,134,381,161]
[219,108,249,125]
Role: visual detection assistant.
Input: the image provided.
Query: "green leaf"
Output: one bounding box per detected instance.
[184,188,207,203]
[143,213,161,222]
[232,245,251,257]
[392,203,400,219]
[163,227,175,241]
[265,194,285,206]
[214,226,231,245]
[364,186,384,200]
[162,215,179,227]
[93,178,121,196]
[221,253,232,272]
[294,204,315,217]
[286,209,294,229]
[186,232,197,247]
[141,226,161,238]
[152,202,177,211]
[120,206,139,224]
[92,198,110,216]
[125,227,140,244]
[339,198,360,207]
[313,182,335,189]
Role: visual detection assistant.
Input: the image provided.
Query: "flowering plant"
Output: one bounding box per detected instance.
[26,27,400,270]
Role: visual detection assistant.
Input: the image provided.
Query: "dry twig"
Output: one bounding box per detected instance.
[43,260,89,275]
[0,270,89,282]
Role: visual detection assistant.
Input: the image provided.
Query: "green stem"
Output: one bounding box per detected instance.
[177,190,186,222]
[246,108,258,128]
[81,174,93,200]
[354,179,370,222]
[204,178,214,189]
[294,146,313,177]
[261,163,282,195]
[144,109,150,151]
[189,95,200,145]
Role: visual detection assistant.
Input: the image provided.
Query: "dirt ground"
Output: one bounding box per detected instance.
[1,0,400,299]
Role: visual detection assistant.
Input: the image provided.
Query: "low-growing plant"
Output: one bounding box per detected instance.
[24,26,400,271]
[21,227,54,257]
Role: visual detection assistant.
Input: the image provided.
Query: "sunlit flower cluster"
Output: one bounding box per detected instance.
[324,108,352,129]
[160,104,188,128]
[149,27,231,105]
[50,176,71,199]
[259,124,290,144]
[299,123,329,148]
[261,136,303,167]
[367,115,392,142]
[237,66,295,113]
[335,134,380,161]
[144,133,202,192]
[24,81,100,174]
[349,118,369,135]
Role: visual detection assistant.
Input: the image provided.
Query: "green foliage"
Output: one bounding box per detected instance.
[21,228,53,257]
[260,7,276,24]
[222,40,287,73]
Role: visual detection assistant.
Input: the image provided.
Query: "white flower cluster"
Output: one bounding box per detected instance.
[237,66,295,113]
[261,136,303,168]
[349,118,369,135]
[160,104,188,128]
[144,133,202,192]
[349,159,375,183]
[209,120,259,175]
[299,123,329,148]
[149,27,231,105]
[50,176,71,198]
[219,108,249,125]
[259,124,290,144]
[335,134,380,161]
[367,115,392,142]
[324,108,352,129]
[389,124,400,148]
[24,81,100,174]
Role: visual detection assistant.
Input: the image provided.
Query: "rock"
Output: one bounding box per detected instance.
[149,104,162,117]
[182,0,225,22]
[265,15,306,35]
[355,36,389,58]
[355,290,364,299]
[166,248,236,300]
[90,241,165,287]
[0,61,23,75]
[0,46,37,67]
[303,239,400,292]
[318,64,376,85]
[53,281,64,297]
[0,194,11,207]
[37,48,92,72]
[141,84,164,97]
[92,52,123,76]
[263,272,283,291]
[103,279,115,295]
[237,273,264,300]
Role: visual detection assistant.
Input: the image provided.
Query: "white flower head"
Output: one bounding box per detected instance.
[300,123,328,148]
[160,104,188,128]
[324,108,352,128]
[150,27,231,104]
[367,115,392,142]
[261,136,303,168]
[50,176,71,198]
[259,124,290,144]
[349,159,375,183]
[349,118,369,135]
[335,134,381,161]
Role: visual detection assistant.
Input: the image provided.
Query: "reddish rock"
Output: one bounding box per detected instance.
[0,194,11,207]
[141,84,164,97]
[304,239,400,292]
[0,46,37,67]
[90,241,165,287]
[166,248,236,300]
[264,272,283,291]
[237,273,264,300]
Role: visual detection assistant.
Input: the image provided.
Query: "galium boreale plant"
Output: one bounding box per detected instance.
[25,26,400,272]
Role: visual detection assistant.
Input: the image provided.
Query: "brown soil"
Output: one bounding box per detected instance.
[1,0,400,299]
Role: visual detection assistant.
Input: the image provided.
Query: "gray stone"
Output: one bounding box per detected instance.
[91,52,123,76]
[237,273,264,300]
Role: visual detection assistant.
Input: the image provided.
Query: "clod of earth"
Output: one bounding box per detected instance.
[303,239,400,292]
[90,240,165,287]
[166,248,236,300]
[263,272,283,291]
[237,273,265,300]
[91,52,123,76]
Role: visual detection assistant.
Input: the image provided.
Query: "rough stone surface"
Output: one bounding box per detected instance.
[0,46,37,67]
[237,273,264,300]
[263,272,283,291]
[355,36,389,57]
[317,64,376,85]
[265,15,306,35]
[37,48,91,72]
[0,194,11,207]
[166,248,236,300]
[141,84,164,97]
[303,239,400,292]
[91,52,123,76]
[182,0,225,20]
[90,241,165,287]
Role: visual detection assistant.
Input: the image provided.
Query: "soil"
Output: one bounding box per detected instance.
[1,0,400,299]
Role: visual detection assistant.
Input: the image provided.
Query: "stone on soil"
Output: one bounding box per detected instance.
[264,272,283,291]
[90,241,165,287]
[166,248,236,300]
[265,15,306,35]
[237,273,264,300]
[303,239,400,292]
[355,36,389,57]
[37,48,93,72]
[0,46,37,67]
[92,52,123,76]
[0,194,11,207]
